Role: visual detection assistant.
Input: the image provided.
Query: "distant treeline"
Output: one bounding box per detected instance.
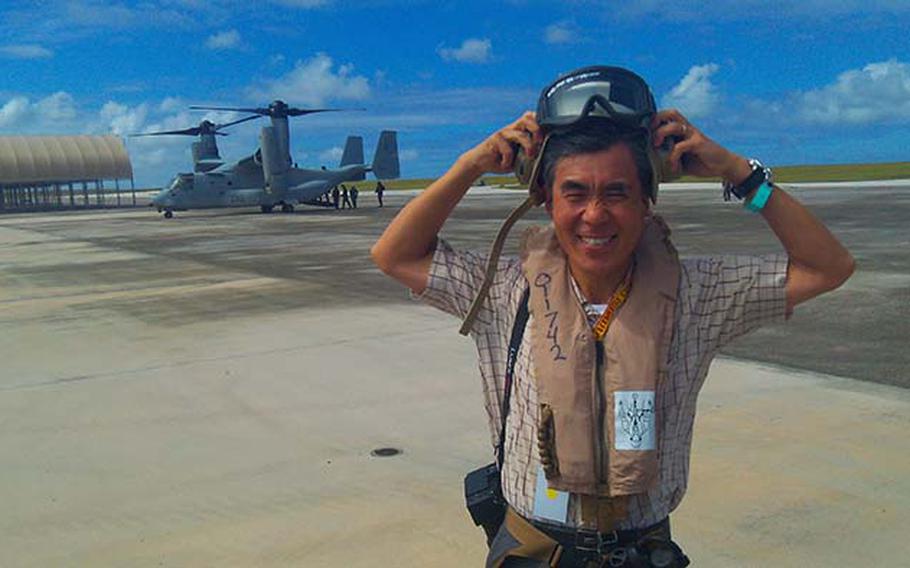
[380,161,910,190]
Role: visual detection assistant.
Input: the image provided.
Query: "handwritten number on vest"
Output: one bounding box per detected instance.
[535,272,567,361]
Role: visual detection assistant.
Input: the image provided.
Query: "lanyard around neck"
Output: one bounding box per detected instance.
[591,268,633,341]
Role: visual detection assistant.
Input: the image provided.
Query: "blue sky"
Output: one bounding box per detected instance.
[1,0,909,187]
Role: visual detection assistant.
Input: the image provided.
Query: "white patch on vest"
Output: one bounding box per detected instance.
[532,465,569,523]
[614,391,656,451]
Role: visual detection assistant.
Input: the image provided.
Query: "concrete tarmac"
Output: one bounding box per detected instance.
[1,184,908,566]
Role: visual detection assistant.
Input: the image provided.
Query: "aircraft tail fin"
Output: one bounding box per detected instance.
[371,130,400,179]
[340,136,364,167]
[340,136,365,180]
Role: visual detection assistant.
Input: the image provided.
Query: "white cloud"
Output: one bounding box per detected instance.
[0,97,32,127]
[438,38,492,64]
[20,1,197,40]
[99,101,150,136]
[794,59,910,125]
[0,44,54,59]
[0,92,77,128]
[399,148,418,161]
[248,53,370,106]
[35,91,78,121]
[661,63,721,119]
[544,21,577,45]
[319,146,344,162]
[158,97,184,113]
[205,29,241,50]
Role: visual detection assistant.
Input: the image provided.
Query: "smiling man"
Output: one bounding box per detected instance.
[371,67,854,567]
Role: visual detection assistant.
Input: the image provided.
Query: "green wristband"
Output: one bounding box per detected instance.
[744,181,774,212]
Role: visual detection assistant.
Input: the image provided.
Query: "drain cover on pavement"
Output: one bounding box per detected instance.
[370,447,402,457]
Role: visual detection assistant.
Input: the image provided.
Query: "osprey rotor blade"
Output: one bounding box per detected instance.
[215,114,262,130]
[191,101,364,118]
[189,105,268,115]
[285,108,366,117]
[130,126,201,137]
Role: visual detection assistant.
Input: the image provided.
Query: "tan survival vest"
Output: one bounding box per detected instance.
[520,215,680,497]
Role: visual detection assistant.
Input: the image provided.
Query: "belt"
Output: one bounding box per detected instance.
[530,516,671,567]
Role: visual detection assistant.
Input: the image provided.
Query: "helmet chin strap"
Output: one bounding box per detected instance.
[459,194,536,336]
[458,134,553,336]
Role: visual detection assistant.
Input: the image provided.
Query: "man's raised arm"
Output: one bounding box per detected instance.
[652,109,855,312]
[371,112,542,294]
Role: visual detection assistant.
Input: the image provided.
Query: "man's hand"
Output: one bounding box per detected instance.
[651,109,751,183]
[460,111,544,176]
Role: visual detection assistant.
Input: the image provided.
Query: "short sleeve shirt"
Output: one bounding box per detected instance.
[416,236,789,530]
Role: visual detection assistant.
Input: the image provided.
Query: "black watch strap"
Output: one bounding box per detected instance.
[723,158,772,201]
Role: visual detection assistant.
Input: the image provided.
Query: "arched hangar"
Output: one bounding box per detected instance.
[0,135,134,212]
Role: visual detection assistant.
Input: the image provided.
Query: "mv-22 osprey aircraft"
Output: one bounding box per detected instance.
[149,100,399,218]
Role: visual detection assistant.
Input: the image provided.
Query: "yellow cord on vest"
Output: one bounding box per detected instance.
[591,274,632,341]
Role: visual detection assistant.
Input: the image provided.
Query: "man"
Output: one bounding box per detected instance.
[371,68,853,567]
[351,184,359,209]
[375,180,385,207]
[341,184,352,209]
[331,185,340,209]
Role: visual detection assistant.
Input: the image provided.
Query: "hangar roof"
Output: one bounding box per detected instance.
[0,135,132,184]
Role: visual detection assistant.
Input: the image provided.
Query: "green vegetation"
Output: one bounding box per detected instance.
[383,162,910,190]
[764,162,910,183]
[674,161,910,183]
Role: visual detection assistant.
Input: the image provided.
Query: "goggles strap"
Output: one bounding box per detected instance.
[459,195,536,336]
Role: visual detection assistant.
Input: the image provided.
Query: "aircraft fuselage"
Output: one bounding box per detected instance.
[152,163,369,212]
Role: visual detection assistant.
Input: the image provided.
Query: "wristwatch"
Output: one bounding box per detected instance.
[723,158,773,201]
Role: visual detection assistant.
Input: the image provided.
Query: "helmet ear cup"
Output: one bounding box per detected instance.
[648,134,682,202]
[513,146,534,186]
[514,135,551,206]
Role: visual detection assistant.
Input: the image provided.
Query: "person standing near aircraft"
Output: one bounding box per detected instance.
[371,66,854,566]
[341,185,352,209]
[375,180,385,207]
[351,185,359,209]
[332,185,340,209]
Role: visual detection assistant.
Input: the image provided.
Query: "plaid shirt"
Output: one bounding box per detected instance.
[416,236,789,530]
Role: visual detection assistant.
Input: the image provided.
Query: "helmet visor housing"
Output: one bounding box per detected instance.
[537,66,656,132]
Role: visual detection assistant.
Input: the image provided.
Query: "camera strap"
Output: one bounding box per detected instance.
[497,287,531,468]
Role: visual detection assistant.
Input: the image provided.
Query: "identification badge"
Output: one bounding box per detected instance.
[532,465,569,523]
[615,390,656,450]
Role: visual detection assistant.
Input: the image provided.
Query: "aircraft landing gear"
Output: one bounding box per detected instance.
[261,204,274,214]
[281,203,294,213]
[163,210,174,219]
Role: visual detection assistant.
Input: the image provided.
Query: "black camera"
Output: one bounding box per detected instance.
[464,462,507,543]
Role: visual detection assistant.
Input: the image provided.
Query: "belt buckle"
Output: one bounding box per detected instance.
[607,546,628,567]
[574,528,619,554]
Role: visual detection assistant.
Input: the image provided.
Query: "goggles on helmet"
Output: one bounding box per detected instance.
[536,65,656,132]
